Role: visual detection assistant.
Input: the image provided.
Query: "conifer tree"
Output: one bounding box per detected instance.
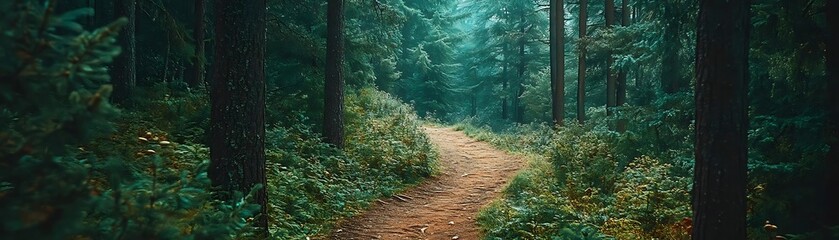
[550,0,565,126]
[577,0,588,124]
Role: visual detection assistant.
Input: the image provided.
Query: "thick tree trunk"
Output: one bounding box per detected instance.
[662,1,685,93]
[112,0,135,104]
[186,0,206,87]
[616,0,629,132]
[577,0,587,124]
[324,0,345,148]
[692,0,750,238]
[550,0,565,126]
[209,0,268,234]
[605,0,616,120]
[824,0,839,229]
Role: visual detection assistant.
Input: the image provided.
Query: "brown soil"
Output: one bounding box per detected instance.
[327,126,525,240]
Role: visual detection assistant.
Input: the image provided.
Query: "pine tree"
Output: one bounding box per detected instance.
[577,0,588,124]
[550,0,565,126]
[605,0,616,120]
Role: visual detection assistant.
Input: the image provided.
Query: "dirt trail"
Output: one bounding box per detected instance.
[328,126,524,240]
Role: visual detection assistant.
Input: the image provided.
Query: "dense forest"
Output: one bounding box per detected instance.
[0,0,836,239]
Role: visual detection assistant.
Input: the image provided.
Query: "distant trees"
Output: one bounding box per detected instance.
[395,1,457,119]
[324,0,345,148]
[208,0,268,234]
[661,0,687,93]
[550,0,565,126]
[692,0,750,238]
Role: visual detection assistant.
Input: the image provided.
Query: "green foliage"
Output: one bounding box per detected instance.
[0,3,255,238]
[266,88,437,239]
[461,111,693,239]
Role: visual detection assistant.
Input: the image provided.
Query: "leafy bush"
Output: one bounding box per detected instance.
[460,108,693,239]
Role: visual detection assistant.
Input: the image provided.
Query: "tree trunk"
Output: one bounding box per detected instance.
[824,0,839,229]
[186,0,206,87]
[209,0,268,234]
[616,0,629,132]
[692,0,750,238]
[605,0,616,120]
[662,1,685,93]
[515,22,526,123]
[577,0,587,124]
[551,0,565,126]
[502,48,509,120]
[324,0,345,148]
[112,0,135,104]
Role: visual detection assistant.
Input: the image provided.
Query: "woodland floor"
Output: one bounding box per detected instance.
[326,126,525,240]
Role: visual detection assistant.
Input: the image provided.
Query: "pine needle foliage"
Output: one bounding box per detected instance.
[0,2,257,238]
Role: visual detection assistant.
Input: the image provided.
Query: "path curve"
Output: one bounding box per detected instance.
[328,126,524,240]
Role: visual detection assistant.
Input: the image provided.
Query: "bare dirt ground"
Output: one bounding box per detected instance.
[327,126,525,240]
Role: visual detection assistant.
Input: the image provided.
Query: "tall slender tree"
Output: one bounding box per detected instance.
[577,0,587,124]
[605,0,616,119]
[616,0,629,132]
[209,0,268,234]
[692,0,750,238]
[550,0,565,126]
[501,44,510,120]
[514,14,527,123]
[112,0,135,103]
[324,0,345,148]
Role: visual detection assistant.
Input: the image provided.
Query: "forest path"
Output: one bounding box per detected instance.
[328,126,525,240]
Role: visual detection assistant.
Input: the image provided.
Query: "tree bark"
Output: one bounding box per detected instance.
[551,0,565,126]
[692,0,750,238]
[577,0,587,124]
[112,0,135,104]
[186,0,206,87]
[662,1,685,93]
[824,0,839,229]
[209,0,268,234]
[605,0,616,120]
[515,18,527,123]
[502,46,509,120]
[325,0,345,148]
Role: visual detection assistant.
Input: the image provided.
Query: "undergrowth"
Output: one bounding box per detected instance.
[459,94,837,239]
[266,88,437,238]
